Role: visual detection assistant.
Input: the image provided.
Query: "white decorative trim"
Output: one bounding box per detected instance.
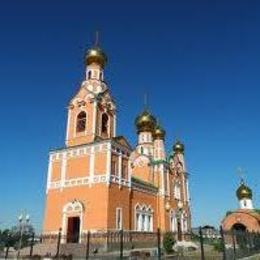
[49,175,109,190]
[62,200,84,243]
[110,175,130,187]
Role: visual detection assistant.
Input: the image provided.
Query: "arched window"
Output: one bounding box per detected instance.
[170,210,177,232]
[99,72,103,80]
[135,204,153,232]
[88,70,92,79]
[76,111,87,133]
[101,113,109,136]
[174,182,181,200]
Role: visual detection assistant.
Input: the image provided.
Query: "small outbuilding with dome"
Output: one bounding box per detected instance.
[221,180,260,233]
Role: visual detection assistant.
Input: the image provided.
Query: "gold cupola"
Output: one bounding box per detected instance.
[135,110,156,134]
[85,46,108,68]
[173,140,185,154]
[153,123,166,140]
[236,181,252,200]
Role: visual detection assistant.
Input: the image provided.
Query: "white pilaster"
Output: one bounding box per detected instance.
[160,164,165,196]
[65,109,71,146]
[89,146,95,186]
[113,114,116,137]
[46,155,53,194]
[60,152,67,191]
[93,100,97,136]
[106,143,111,185]
[118,153,122,187]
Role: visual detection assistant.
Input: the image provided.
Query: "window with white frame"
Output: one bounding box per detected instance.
[116,208,122,230]
[135,204,153,232]
[174,182,181,200]
[170,210,177,232]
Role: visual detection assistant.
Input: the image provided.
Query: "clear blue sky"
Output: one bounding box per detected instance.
[0,0,260,232]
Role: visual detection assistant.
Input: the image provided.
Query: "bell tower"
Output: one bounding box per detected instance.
[65,38,116,147]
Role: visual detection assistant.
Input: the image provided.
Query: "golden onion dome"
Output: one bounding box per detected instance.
[85,47,107,68]
[173,140,185,154]
[135,110,156,134]
[153,124,166,140]
[236,182,252,200]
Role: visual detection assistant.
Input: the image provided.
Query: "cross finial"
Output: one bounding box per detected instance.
[237,167,245,183]
[94,31,99,46]
[144,93,148,110]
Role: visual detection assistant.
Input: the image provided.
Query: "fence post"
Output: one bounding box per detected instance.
[120,229,124,259]
[85,231,90,259]
[29,232,35,257]
[4,246,9,259]
[219,226,226,260]
[55,228,62,258]
[199,226,205,260]
[157,228,161,260]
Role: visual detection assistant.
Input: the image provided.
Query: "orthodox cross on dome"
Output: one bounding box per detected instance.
[237,167,246,184]
[94,30,99,46]
[144,93,148,111]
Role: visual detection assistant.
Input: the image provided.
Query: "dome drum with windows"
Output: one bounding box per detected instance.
[153,124,166,140]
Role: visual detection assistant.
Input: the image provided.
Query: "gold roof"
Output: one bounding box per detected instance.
[85,47,107,67]
[236,182,252,200]
[173,140,185,154]
[135,110,156,134]
[153,124,166,140]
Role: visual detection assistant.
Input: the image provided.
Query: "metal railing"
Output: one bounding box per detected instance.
[1,227,260,259]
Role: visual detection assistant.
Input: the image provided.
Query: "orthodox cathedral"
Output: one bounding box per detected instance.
[43,39,191,242]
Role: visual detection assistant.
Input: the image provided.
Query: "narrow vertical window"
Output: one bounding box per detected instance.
[112,159,117,175]
[88,70,92,79]
[116,208,122,230]
[76,111,87,133]
[101,113,109,136]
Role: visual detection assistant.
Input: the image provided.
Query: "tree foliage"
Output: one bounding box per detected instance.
[163,232,176,254]
[0,224,34,250]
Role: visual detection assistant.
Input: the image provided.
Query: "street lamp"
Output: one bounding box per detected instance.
[165,201,171,212]
[176,201,183,241]
[17,213,30,258]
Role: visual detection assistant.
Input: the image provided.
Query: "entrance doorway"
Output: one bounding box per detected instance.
[66,216,80,243]
[232,223,247,246]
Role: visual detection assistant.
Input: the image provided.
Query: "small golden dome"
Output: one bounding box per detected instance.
[153,124,166,140]
[236,182,252,200]
[173,140,185,154]
[85,47,107,67]
[135,110,156,134]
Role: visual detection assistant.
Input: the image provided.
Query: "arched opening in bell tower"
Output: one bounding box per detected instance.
[76,111,87,133]
[101,113,109,137]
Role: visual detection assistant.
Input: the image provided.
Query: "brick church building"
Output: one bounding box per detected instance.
[43,39,191,243]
